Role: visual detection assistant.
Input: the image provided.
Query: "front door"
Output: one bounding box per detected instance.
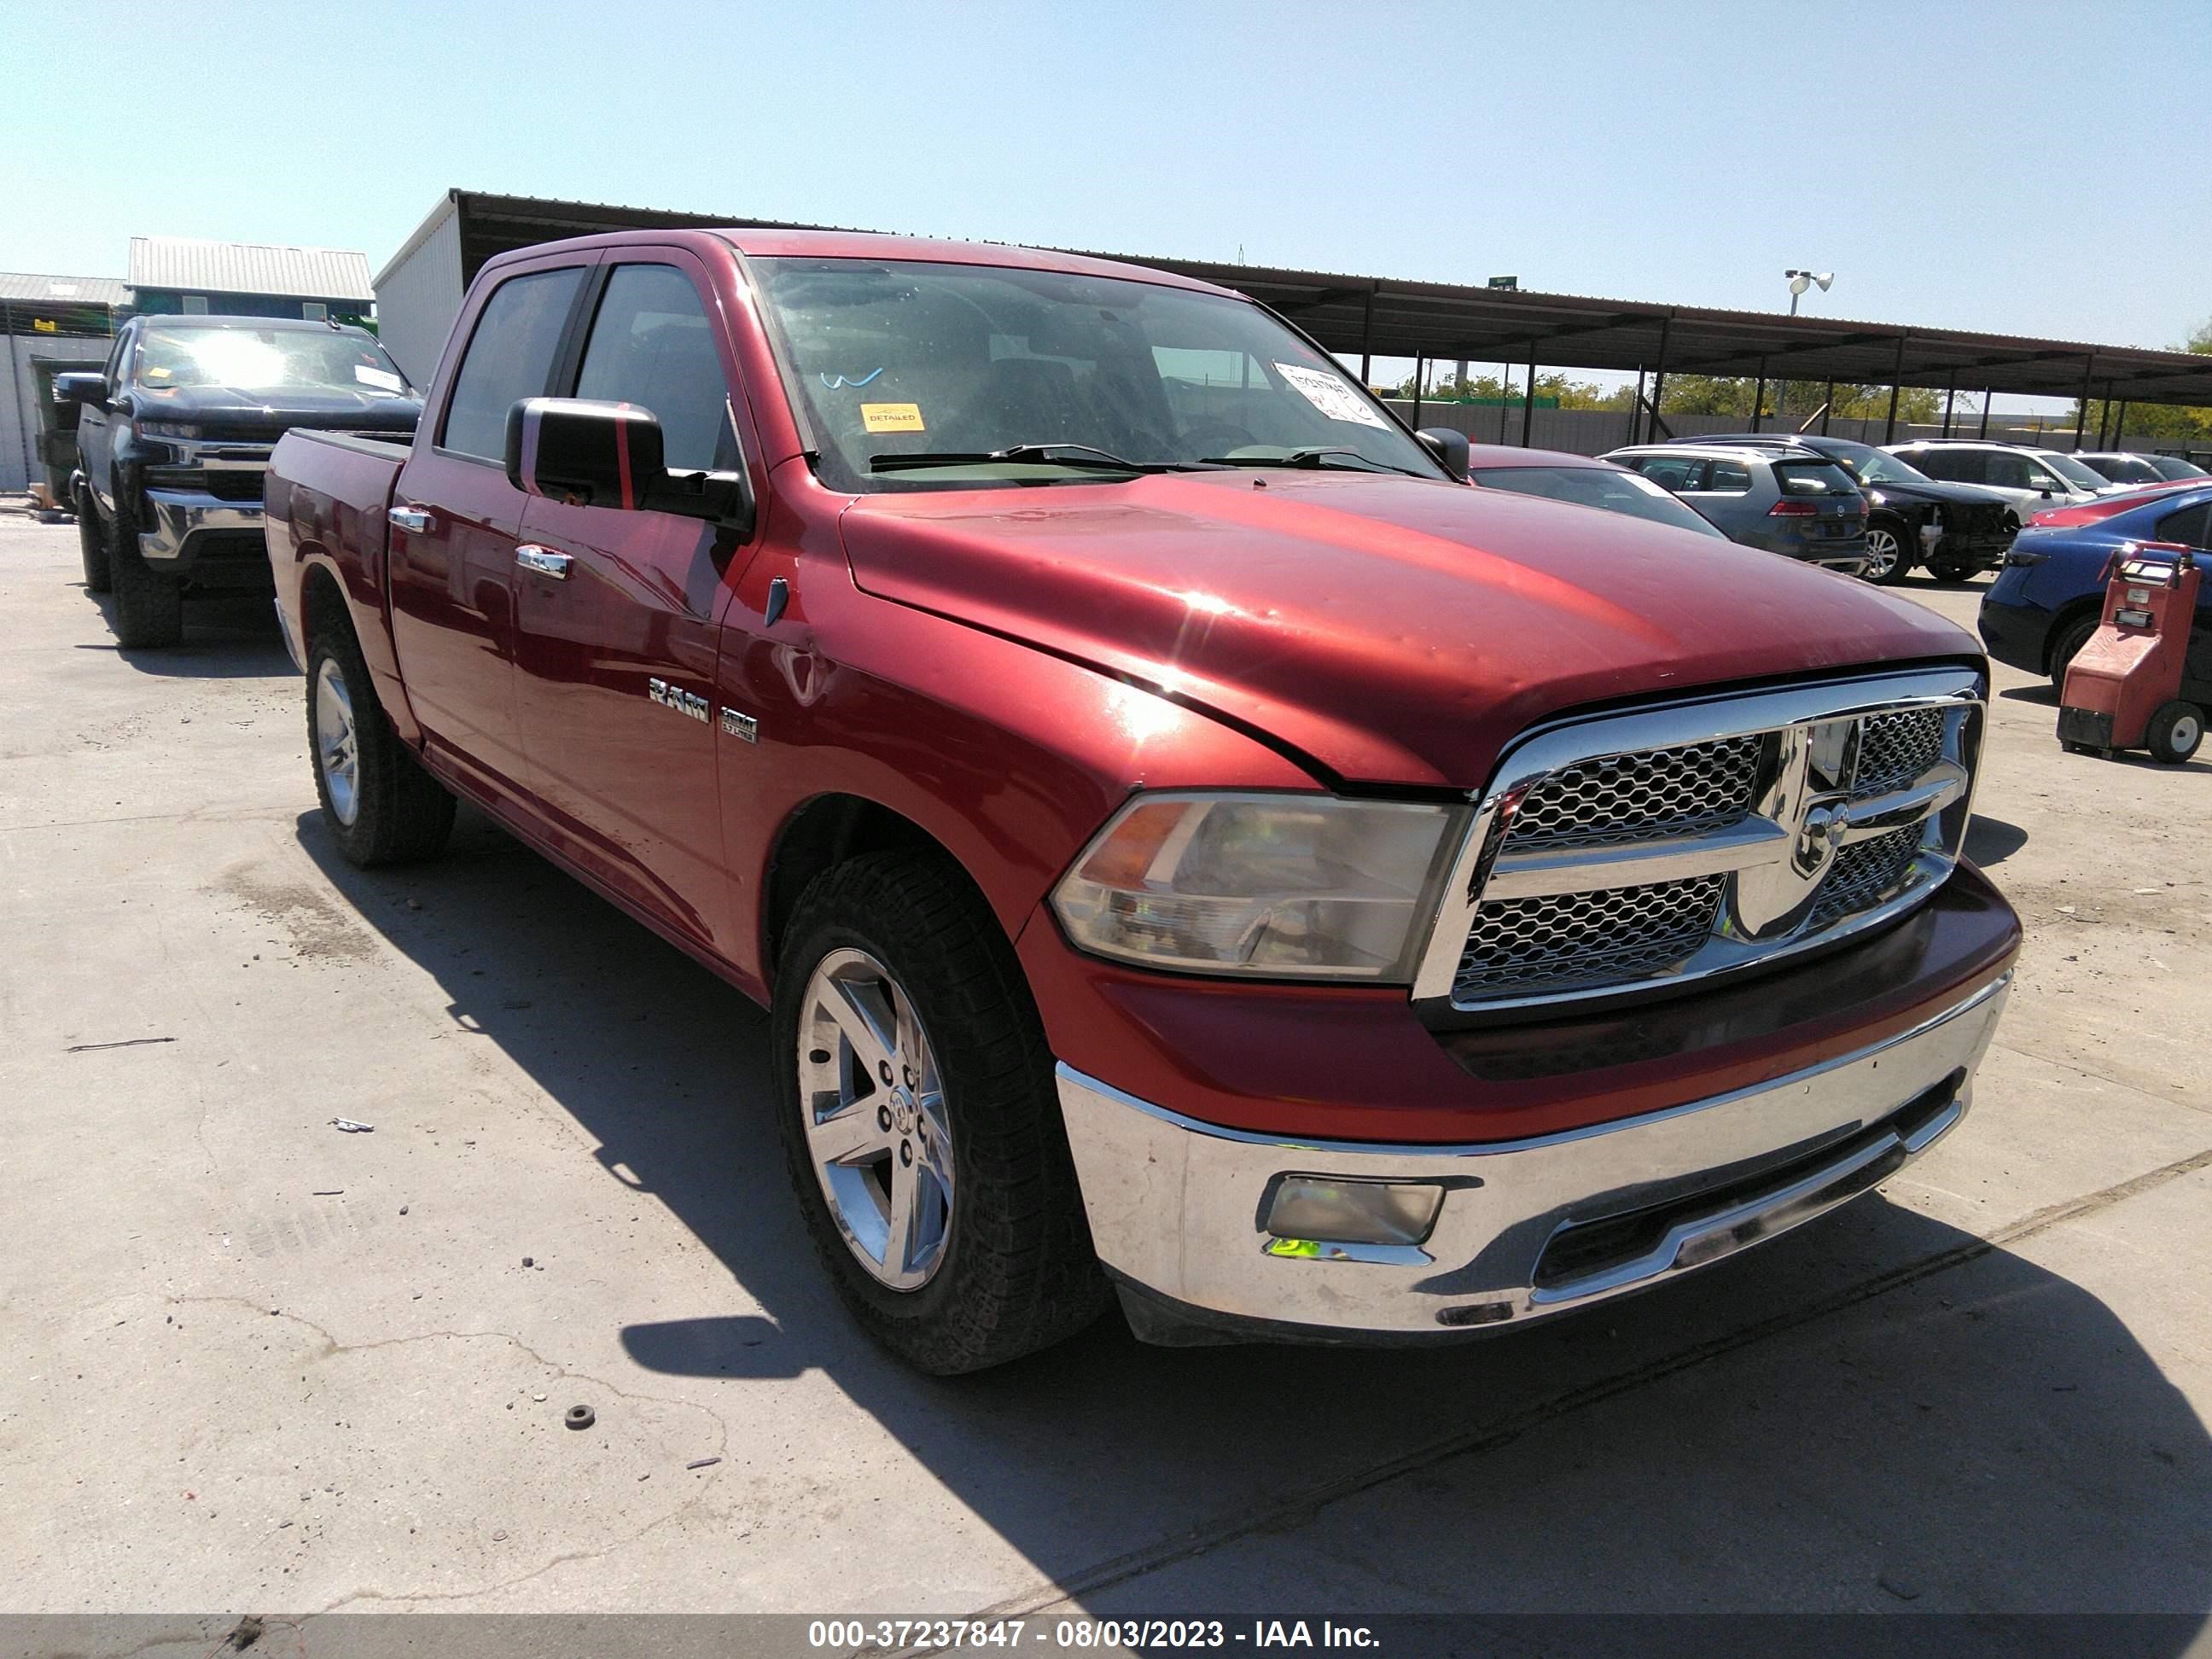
[509,254,755,952]
[388,258,591,808]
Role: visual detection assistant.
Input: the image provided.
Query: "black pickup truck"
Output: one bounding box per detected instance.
[60,314,421,646]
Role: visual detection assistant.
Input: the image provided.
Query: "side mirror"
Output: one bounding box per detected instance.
[1416,426,1470,481]
[52,372,107,409]
[505,397,754,533]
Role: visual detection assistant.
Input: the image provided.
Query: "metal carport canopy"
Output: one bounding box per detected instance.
[400,192,2212,407]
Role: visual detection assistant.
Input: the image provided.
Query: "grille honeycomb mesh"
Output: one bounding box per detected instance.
[1454,875,1726,998]
[1854,708,1945,795]
[1505,736,1763,852]
[1810,826,1925,930]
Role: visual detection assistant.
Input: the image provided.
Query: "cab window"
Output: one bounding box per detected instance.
[573,265,737,474]
[440,266,587,462]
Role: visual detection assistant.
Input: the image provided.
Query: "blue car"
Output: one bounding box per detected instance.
[1977,485,2212,688]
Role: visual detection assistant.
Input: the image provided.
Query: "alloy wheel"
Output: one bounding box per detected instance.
[314,657,361,826]
[1863,527,1901,580]
[797,948,954,1290]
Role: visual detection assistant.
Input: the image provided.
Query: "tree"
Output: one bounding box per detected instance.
[2070,315,2212,449]
[1651,376,1937,423]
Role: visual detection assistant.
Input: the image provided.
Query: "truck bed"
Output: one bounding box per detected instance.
[265,428,410,684]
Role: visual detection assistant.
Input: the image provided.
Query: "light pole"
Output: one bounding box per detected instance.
[1778,271,1833,426]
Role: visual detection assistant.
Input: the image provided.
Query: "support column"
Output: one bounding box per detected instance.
[1821,381,1835,435]
[1522,343,1538,445]
[1412,356,1424,429]
[1881,334,1909,444]
[1358,288,1375,387]
[1750,358,1767,434]
[1941,376,1956,438]
[1979,390,1992,439]
[1632,368,1647,445]
[2073,355,2094,450]
[2113,400,2128,451]
[1646,314,1673,444]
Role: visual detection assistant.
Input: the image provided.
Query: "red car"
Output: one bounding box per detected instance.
[265,229,2017,1371]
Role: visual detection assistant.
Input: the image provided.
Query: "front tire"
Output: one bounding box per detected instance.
[107,509,182,648]
[1862,521,1912,585]
[305,624,455,865]
[2049,615,2099,690]
[773,850,1108,1374]
[2146,701,2204,765]
[77,487,112,593]
[1928,558,1977,585]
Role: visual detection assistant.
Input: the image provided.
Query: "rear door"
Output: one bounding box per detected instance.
[77,323,134,512]
[388,254,593,810]
[509,252,757,950]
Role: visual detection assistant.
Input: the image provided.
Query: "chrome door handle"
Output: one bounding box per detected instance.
[387,505,434,533]
[515,544,572,579]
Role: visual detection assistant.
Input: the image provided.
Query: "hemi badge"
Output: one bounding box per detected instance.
[720,707,759,743]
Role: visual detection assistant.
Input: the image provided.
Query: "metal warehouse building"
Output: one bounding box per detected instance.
[373,189,2212,455]
[2,272,131,497]
[128,236,375,326]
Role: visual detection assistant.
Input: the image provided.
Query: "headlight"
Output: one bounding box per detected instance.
[138,422,203,440]
[1051,792,1465,981]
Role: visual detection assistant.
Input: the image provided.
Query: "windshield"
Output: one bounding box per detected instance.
[750,257,1444,490]
[1829,442,1932,486]
[1470,464,1726,537]
[136,327,410,396]
[2043,452,2111,492]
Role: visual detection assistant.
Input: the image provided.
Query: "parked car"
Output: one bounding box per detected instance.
[1460,443,1728,538]
[1883,440,2115,522]
[58,314,421,647]
[2073,451,2209,486]
[1979,484,2212,687]
[2026,481,2204,528]
[265,228,2017,1373]
[1601,443,1870,573]
[1671,433,2016,585]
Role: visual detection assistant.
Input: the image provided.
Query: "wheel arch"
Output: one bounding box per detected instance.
[761,794,976,992]
[2044,595,2105,674]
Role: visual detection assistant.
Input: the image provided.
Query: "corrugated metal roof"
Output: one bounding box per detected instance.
[0,271,131,308]
[128,236,373,301]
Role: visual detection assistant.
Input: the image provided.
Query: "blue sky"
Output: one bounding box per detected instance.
[9,0,2209,387]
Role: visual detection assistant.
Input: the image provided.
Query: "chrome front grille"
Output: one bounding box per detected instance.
[1456,876,1727,998]
[1505,736,1762,851]
[1854,708,1944,795]
[1423,668,1984,1011]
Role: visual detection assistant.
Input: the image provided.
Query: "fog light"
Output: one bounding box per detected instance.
[1263,1177,1443,1248]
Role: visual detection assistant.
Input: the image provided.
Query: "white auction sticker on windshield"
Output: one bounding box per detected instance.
[1274,362,1388,429]
[354,365,404,393]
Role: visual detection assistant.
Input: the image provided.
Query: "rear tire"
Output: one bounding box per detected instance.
[305,622,455,866]
[77,487,112,593]
[107,509,183,648]
[1928,558,1976,585]
[2048,615,2098,690]
[772,849,1108,1374]
[2145,701,2204,765]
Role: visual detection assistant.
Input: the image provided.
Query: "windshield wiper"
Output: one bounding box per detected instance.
[1198,445,1425,478]
[870,442,1196,475]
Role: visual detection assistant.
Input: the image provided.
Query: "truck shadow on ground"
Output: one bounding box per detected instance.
[78,586,294,679]
[298,808,2211,1618]
[1964,814,2029,867]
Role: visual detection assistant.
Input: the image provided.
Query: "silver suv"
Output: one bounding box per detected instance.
[1883,440,2113,515]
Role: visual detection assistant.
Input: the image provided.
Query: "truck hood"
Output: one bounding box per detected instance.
[129,382,423,437]
[838,471,1981,789]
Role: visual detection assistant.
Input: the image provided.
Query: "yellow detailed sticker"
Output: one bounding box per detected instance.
[861,402,925,434]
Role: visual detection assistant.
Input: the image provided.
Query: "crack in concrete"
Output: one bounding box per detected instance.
[969,1142,2212,1625]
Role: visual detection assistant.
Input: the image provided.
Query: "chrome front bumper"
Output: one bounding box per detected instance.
[1057,970,2010,1339]
[140,490,265,562]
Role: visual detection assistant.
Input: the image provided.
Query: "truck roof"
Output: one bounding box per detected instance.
[480,226,1240,299]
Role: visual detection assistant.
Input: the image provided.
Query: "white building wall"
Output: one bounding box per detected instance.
[3,335,110,496]
[372,207,466,389]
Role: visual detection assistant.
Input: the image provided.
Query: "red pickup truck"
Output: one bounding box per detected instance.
[265,229,2018,1373]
